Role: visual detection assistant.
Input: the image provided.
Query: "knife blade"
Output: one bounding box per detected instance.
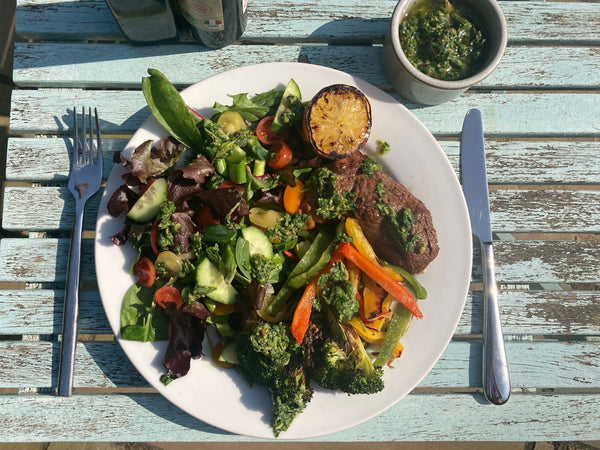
[460,108,511,405]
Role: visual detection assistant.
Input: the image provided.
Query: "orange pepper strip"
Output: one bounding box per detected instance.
[283,179,306,214]
[290,250,345,344]
[337,242,423,319]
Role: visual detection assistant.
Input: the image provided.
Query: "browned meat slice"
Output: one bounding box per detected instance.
[303,151,439,273]
[351,170,439,274]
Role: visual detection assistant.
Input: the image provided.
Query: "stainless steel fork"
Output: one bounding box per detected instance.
[58,107,103,396]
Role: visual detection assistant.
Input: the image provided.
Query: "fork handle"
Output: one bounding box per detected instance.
[58,201,85,396]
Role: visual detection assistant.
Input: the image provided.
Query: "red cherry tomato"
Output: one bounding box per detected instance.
[134,256,156,287]
[256,115,287,145]
[267,141,293,170]
[195,205,220,227]
[154,285,182,309]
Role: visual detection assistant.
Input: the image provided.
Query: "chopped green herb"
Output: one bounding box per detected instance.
[359,156,382,177]
[399,0,488,81]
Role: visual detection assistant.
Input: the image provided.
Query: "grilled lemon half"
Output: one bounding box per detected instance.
[302,84,372,160]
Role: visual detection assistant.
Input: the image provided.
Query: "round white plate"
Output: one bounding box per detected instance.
[95,62,472,439]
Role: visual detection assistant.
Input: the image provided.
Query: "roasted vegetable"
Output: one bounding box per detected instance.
[302,84,372,160]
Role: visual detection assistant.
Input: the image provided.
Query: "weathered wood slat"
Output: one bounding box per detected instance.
[15,0,600,45]
[7,137,600,185]
[10,89,600,137]
[1,392,599,442]
[5,137,127,181]
[0,290,112,335]
[1,289,598,337]
[0,238,597,284]
[4,186,599,233]
[0,340,598,390]
[12,42,600,90]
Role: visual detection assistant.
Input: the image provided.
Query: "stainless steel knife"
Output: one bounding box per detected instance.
[460,108,511,405]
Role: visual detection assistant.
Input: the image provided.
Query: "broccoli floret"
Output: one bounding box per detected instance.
[236,321,294,382]
[310,324,384,395]
[235,321,313,437]
[271,363,313,437]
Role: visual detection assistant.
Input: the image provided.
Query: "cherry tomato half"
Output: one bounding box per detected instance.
[134,256,156,287]
[256,115,287,145]
[154,285,182,309]
[267,141,293,170]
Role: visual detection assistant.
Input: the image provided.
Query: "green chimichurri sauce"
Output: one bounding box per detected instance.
[399,0,488,81]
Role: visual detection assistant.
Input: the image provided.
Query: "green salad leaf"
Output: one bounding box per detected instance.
[120,283,169,342]
[142,68,204,152]
[213,90,283,123]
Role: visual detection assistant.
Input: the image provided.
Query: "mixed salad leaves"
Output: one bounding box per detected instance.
[107,69,428,437]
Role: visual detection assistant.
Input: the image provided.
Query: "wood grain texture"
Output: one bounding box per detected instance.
[1,288,598,338]
[1,289,598,337]
[1,392,599,442]
[3,186,599,233]
[7,138,600,184]
[0,238,597,284]
[15,1,600,45]
[11,42,600,90]
[9,89,600,137]
[0,340,598,390]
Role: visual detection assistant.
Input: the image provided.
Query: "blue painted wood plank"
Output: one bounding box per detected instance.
[15,1,600,45]
[7,137,600,185]
[12,42,600,90]
[5,137,127,181]
[1,289,598,337]
[9,89,600,137]
[1,340,597,390]
[0,392,599,441]
[0,238,597,284]
[3,186,599,233]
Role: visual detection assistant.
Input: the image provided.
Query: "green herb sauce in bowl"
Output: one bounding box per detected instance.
[382,0,507,104]
[399,0,488,81]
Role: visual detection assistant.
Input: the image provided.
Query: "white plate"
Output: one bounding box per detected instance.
[95,62,472,439]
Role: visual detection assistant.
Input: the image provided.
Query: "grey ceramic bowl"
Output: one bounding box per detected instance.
[382,0,508,105]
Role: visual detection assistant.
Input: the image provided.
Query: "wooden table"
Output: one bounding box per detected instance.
[2,0,599,442]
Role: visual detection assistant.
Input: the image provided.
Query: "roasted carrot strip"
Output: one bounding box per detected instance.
[290,278,318,345]
[337,242,423,319]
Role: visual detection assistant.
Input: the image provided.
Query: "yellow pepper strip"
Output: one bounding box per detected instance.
[212,302,238,315]
[345,217,379,263]
[349,316,386,345]
[362,275,387,321]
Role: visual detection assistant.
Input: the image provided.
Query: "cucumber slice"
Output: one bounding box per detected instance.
[241,226,273,259]
[126,177,168,223]
[271,79,302,132]
[196,258,238,305]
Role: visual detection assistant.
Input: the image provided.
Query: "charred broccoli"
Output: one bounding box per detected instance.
[235,321,313,437]
[309,323,384,395]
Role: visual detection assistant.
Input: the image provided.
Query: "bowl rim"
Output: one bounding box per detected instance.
[389,0,508,90]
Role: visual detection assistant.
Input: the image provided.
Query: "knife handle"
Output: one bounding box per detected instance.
[481,241,511,405]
